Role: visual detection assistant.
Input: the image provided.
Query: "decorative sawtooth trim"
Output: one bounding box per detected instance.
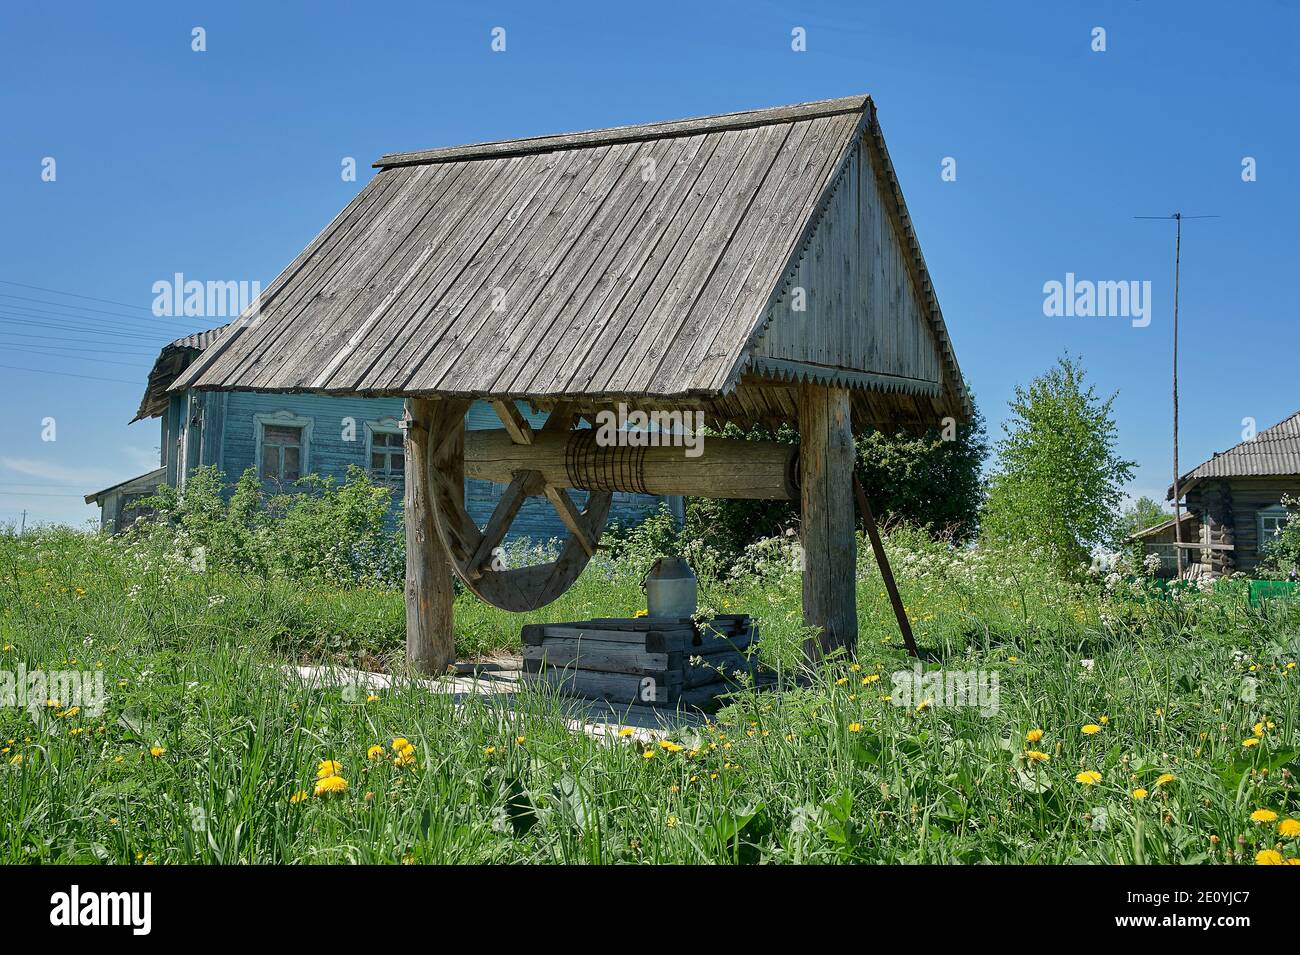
[749,357,943,398]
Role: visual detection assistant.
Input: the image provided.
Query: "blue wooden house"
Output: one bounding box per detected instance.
[87,325,667,536]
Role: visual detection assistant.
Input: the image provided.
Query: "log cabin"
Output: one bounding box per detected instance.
[1133,411,1300,577]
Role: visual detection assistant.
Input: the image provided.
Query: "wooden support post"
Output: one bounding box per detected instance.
[854,476,918,658]
[798,383,857,663]
[404,397,461,676]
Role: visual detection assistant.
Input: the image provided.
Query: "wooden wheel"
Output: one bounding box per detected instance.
[426,399,612,612]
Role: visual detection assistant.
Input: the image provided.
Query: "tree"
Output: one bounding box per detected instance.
[1117,495,1173,542]
[667,391,988,569]
[982,356,1135,572]
[856,401,988,541]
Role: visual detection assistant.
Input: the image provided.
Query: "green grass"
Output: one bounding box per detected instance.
[1,526,1299,863]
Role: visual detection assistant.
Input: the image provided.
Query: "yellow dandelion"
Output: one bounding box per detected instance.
[515,736,526,746]
[1081,724,1101,736]
[1075,770,1102,785]
[1255,849,1284,865]
[1132,788,1149,800]
[848,722,862,733]
[618,727,635,738]
[313,775,349,797]
[1026,729,1044,743]
[835,677,848,686]
[391,738,410,752]
[1242,738,1260,748]
[1025,750,1050,763]
[666,815,679,828]
[1277,819,1300,838]
[316,759,342,779]
[916,699,931,712]
[642,750,656,760]
[1098,715,1109,725]
[861,674,880,685]
[1254,722,1265,738]
[1155,773,1177,787]
[366,745,385,761]
[149,746,165,758]
[1250,809,1279,824]
[659,740,683,752]
[289,790,309,804]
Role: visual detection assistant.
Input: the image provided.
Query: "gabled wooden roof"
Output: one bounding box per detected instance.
[173,96,966,431]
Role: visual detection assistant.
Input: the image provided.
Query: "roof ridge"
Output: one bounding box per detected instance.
[374,95,871,169]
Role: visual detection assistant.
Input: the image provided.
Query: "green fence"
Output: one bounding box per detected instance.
[1248,579,1300,607]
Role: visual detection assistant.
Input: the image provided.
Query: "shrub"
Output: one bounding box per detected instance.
[1257,495,1300,580]
[134,465,402,586]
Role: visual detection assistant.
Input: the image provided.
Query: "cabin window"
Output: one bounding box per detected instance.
[254,411,313,485]
[1259,506,1290,546]
[365,420,405,485]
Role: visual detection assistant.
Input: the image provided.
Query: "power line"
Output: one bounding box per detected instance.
[0,291,169,323]
[0,311,173,344]
[0,333,158,357]
[0,300,185,336]
[0,344,149,369]
[0,490,90,498]
[0,278,155,312]
[0,363,139,385]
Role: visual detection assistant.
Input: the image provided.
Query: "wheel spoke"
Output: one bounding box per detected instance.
[467,471,534,578]
[544,484,596,557]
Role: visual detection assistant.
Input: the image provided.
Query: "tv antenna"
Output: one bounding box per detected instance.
[1135,212,1219,578]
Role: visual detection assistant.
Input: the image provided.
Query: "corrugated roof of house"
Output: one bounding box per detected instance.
[1170,411,1300,497]
[131,323,230,422]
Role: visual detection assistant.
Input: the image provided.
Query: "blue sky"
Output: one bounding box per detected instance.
[1,0,1297,526]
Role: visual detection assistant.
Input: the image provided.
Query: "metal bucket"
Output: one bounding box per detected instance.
[644,556,697,619]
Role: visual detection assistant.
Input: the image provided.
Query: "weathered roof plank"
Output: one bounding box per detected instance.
[171,95,967,430]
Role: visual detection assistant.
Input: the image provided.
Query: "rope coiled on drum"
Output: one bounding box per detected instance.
[564,430,650,495]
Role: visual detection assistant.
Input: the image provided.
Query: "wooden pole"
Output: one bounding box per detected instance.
[798,383,857,663]
[854,476,918,657]
[403,398,459,676]
[1171,213,1184,578]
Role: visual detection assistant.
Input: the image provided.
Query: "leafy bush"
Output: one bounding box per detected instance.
[614,399,988,576]
[1257,495,1300,580]
[136,465,402,586]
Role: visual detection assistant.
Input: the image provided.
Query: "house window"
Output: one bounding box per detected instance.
[1259,505,1290,546]
[254,411,312,485]
[366,420,405,485]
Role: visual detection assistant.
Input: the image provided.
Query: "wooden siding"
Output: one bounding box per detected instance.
[175,392,659,543]
[751,133,945,394]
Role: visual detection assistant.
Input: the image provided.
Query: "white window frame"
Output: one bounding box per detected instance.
[364,417,405,485]
[254,410,313,485]
[1259,504,1290,546]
